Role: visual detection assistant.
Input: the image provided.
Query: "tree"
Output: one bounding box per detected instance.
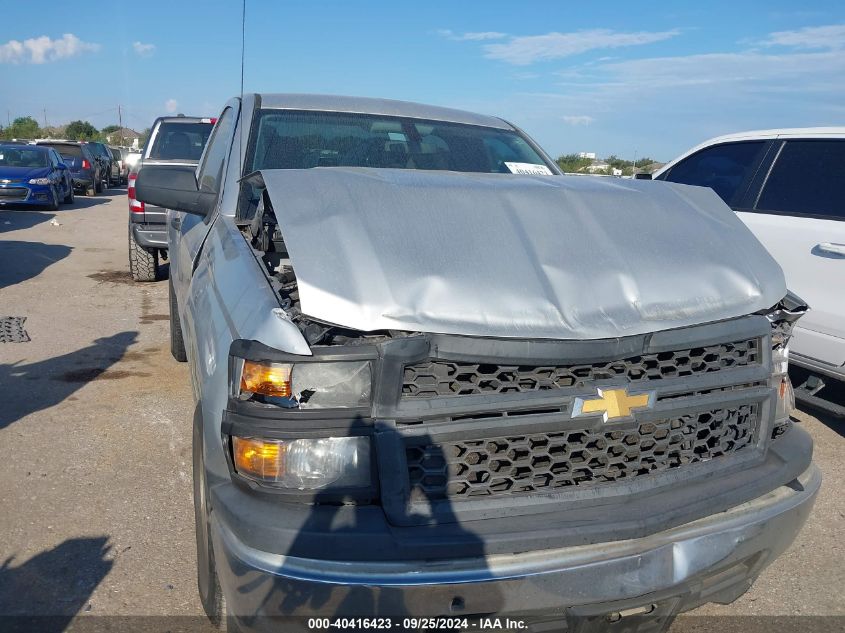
[555,153,594,173]
[66,120,98,141]
[3,116,40,140]
[138,127,151,147]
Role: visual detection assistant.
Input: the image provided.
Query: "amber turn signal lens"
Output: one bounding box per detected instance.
[240,360,292,397]
[232,437,286,481]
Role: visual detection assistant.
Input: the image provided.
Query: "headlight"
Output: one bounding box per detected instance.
[233,358,371,409]
[28,177,51,185]
[231,435,371,489]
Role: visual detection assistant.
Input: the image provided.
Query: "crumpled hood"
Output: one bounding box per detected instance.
[261,168,786,340]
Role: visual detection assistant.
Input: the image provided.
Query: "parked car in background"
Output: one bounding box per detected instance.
[125,150,142,171]
[107,146,126,185]
[136,94,818,633]
[115,147,131,184]
[35,140,100,196]
[84,141,116,190]
[0,143,74,209]
[127,115,214,281]
[655,128,845,416]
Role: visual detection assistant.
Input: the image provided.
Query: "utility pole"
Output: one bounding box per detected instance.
[43,107,48,129]
[118,104,123,139]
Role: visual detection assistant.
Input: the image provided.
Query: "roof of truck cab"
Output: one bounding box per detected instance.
[256,93,512,130]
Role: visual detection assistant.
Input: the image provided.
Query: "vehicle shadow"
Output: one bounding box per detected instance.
[790,367,845,438]
[0,209,57,233]
[0,331,138,431]
[223,423,504,632]
[0,240,73,290]
[0,536,113,633]
[64,195,113,210]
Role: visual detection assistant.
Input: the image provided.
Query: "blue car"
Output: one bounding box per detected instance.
[36,141,101,196]
[0,143,74,209]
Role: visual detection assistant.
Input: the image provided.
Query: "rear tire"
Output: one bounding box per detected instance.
[95,172,102,193]
[169,277,188,362]
[128,226,160,282]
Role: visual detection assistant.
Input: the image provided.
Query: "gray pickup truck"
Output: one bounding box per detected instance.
[136,94,819,633]
[127,115,214,281]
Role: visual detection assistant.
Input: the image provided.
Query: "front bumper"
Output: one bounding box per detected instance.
[0,183,53,206]
[212,462,820,631]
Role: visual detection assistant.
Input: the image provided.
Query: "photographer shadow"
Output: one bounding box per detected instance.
[231,423,504,632]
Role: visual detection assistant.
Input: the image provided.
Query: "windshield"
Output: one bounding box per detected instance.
[0,147,49,168]
[148,121,213,161]
[40,143,82,159]
[250,110,551,174]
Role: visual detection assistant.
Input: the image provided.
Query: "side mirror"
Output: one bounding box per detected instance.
[633,172,652,180]
[135,165,216,217]
[57,163,68,170]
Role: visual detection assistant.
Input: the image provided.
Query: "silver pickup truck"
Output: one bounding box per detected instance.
[136,94,819,633]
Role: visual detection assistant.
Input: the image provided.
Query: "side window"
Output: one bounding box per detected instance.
[661,141,767,207]
[756,140,845,220]
[197,108,235,193]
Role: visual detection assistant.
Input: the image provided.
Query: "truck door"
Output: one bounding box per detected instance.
[169,106,237,305]
[738,139,845,369]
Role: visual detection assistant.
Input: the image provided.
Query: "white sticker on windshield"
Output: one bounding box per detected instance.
[505,162,553,175]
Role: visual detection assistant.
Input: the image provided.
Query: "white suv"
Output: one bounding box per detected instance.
[655,128,845,415]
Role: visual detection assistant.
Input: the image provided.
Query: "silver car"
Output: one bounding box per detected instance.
[136,94,819,632]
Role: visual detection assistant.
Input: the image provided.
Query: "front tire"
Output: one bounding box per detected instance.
[193,410,236,631]
[169,277,188,362]
[47,185,59,211]
[63,178,74,204]
[128,226,160,282]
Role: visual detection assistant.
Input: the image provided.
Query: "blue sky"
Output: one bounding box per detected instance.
[1,0,844,159]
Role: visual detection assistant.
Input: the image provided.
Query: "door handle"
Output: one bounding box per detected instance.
[170,216,182,230]
[815,242,845,257]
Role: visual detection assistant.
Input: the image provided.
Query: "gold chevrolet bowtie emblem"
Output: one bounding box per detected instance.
[572,387,655,422]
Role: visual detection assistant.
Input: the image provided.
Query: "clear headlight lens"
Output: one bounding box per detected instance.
[29,177,51,185]
[234,359,371,409]
[231,435,371,489]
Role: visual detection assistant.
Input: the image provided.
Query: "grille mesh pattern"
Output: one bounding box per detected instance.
[402,339,759,398]
[406,405,758,500]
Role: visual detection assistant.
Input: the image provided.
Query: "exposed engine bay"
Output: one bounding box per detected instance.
[240,187,411,347]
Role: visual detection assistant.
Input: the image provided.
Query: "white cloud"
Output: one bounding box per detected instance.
[594,50,845,89]
[132,41,156,57]
[761,24,845,50]
[437,29,507,41]
[0,33,99,64]
[164,99,179,114]
[483,29,681,65]
[562,115,594,126]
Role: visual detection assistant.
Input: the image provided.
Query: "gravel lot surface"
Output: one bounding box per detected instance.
[0,190,842,631]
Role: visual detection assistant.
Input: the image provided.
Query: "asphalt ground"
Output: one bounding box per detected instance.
[0,190,842,632]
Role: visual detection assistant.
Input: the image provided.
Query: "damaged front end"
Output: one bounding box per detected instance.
[227,169,810,519]
[758,291,809,438]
